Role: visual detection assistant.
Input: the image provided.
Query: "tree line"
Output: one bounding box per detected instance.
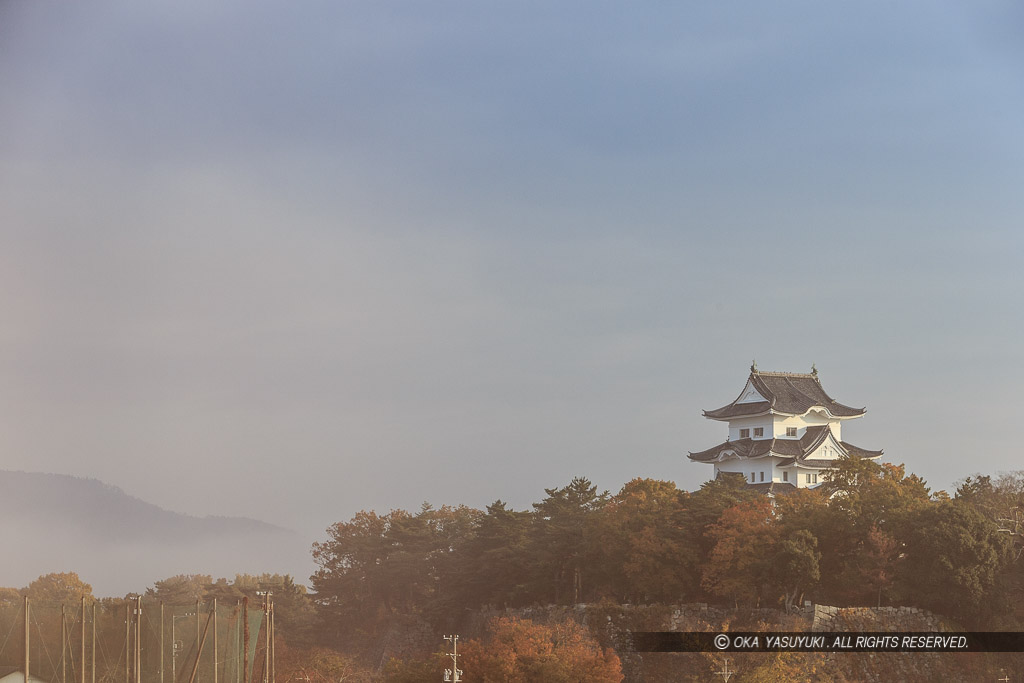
[311,458,1024,654]
[4,459,1022,681]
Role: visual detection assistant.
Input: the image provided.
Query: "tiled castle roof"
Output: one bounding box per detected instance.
[839,441,884,459]
[687,425,882,464]
[703,369,866,420]
[747,481,798,495]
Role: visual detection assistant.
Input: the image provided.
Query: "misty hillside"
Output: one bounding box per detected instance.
[0,470,314,597]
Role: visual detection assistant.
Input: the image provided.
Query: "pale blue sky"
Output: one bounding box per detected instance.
[2,1,1023,545]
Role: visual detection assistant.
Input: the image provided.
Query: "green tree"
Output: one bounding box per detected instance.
[770,487,851,607]
[312,504,481,647]
[954,471,1024,626]
[0,586,23,607]
[817,458,931,604]
[450,500,532,609]
[820,458,931,532]
[530,477,609,604]
[233,574,319,648]
[312,509,395,642]
[773,529,821,611]
[398,504,480,617]
[23,572,93,604]
[145,574,213,604]
[899,499,1012,624]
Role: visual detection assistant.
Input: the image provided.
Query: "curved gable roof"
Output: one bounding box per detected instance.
[703,369,865,420]
[687,424,882,464]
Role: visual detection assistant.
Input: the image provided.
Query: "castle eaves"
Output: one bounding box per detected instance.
[703,369,866,420]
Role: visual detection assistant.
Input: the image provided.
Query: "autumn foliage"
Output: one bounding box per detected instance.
[460,617,622,683]
[312,461,1022,646]
[275,641,374,683]
[701,498,777,604]
[6,460,1022,682]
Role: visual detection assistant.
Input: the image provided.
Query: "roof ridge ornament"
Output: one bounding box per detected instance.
[811,363,818,377]
[751,359,757,373]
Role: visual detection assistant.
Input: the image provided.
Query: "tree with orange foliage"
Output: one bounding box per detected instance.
[599,478,693,603]
[701,498,778,606]
[460,616,622,682]
[274,641,374,683]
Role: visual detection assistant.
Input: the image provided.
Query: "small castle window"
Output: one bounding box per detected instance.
[783,471,789,482]
[740,429,750,438]
[750,472,755,482]
[786,427,797,437]
[805,473,812,484]
[759,472,764,482]
[753,427,764,437]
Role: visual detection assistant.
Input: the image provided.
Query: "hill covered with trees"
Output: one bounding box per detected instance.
[311,458,1024,653]
[4,459,1022,681]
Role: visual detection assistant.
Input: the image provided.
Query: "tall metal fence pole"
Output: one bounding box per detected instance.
[81,598,86,683]
[24,597,30,683]
[213,599,218,683]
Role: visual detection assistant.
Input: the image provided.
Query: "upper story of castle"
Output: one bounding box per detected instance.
[703,364,866,443]
[688,364,881,490]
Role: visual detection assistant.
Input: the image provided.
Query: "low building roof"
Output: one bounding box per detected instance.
[0,668,52,683]
[703,369,866,420]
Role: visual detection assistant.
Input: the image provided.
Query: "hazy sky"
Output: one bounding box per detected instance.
[3,2,1023,541]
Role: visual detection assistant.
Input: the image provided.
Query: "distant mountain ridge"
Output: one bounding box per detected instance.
[0,470,313,597]
[0,470,291,540]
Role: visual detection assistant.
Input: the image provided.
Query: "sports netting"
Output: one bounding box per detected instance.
[0,600,269,683]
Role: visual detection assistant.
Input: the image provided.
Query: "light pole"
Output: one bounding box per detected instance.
[171,612,194,683]
[715,657,736,682]
[442,635,462,683]
[124,594,142,683]
[256,591,273,683]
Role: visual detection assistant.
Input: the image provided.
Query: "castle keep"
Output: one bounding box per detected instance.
[688,365,882,491]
